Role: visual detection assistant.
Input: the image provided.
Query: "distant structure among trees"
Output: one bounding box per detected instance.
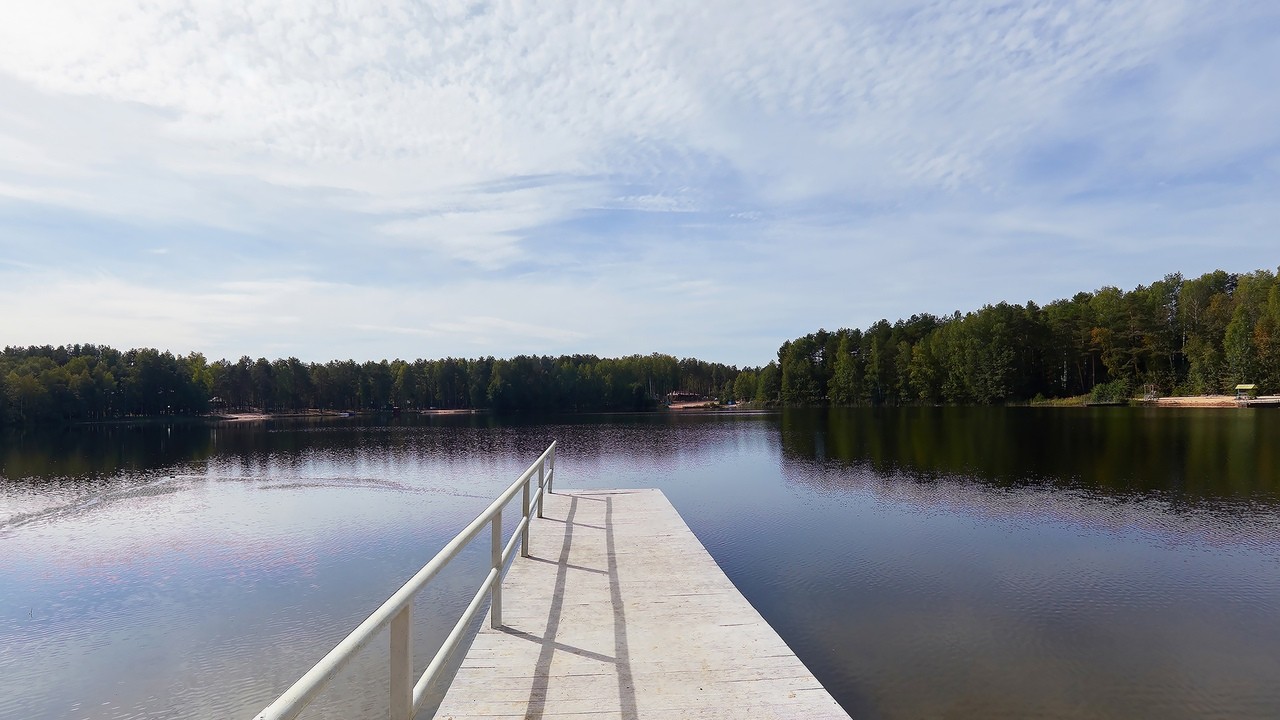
[666,391,705,404]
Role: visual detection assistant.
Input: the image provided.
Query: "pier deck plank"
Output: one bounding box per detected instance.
[434,488,850,719]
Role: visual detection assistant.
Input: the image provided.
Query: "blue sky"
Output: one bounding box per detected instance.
[1,1,1277,367]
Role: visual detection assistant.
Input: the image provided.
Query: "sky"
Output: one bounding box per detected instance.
[0,1,1277,367]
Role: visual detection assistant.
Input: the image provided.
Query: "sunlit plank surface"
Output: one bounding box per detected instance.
[436,489,850,719]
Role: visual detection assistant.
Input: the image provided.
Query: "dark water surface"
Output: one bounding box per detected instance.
[2,408,1278,719]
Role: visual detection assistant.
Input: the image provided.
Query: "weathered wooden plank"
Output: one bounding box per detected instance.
[434,489,850,720]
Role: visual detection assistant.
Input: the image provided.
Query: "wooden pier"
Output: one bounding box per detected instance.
[435,488,850,719]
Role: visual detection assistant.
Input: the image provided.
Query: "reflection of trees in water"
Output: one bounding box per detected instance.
[778,407,1280,504]
[0,412,775,487]
[779,450,1280,549]
[0,423,220,481]
[0,415,515,482]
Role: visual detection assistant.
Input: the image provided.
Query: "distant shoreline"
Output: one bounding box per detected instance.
[1148,395,1239,408]
[51,396,1280,428]
[1026,393,1280,409]
[213,408,487,422]
[1148,395,1280,408]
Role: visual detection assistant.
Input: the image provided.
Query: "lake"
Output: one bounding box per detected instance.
[2,407,1278,719]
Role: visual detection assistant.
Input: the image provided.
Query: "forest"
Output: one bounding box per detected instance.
[0,348,739,425]
[760,267,1280,405]
[1,267,1277,425]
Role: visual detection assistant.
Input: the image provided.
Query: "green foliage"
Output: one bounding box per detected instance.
[754,361,781,403]
[828,335,859,405]
[0,347,743,425]
[732,369,757,402]
[780,335,824,404]
[1088,377,1133,404]
[0,344,207,424]
[776,267,1280,405]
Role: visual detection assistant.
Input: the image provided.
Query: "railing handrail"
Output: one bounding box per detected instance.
[253,440,557,720]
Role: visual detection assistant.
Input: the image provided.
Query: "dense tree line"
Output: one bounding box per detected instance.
[774,268,1280,405]
[4,267,1277,425]
[0,346,741,425]
[0,346,208,425]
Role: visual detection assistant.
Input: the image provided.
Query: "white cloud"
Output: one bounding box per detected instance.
[370,180,603,269]
[0,1,1276,364]
[0,0,1214,202]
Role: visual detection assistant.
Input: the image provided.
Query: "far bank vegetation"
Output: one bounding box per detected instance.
[2,268,1277,425]
[767,268,1280,405]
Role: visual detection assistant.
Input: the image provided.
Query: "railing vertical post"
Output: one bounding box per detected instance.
[536,464,545,519]
[390,605,412,720]
[521,478,531,557]
[548,444,555,494]
[490,509,502,628]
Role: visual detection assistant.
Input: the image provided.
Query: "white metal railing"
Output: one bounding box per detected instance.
[253,441,557,720]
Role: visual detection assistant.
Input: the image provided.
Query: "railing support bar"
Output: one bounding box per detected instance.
[390,605,412,720]
[410,568,498,710]
[502,515,529,566]
[255,440,557,720]
[490,509,503,628]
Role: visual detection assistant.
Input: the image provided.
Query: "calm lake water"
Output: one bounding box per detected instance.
[2,408,1278,719]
